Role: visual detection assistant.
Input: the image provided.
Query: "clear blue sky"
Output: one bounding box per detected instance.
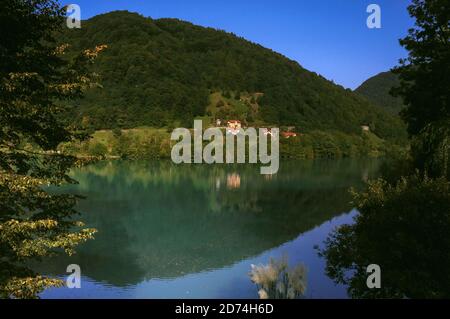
[65,0,414,89]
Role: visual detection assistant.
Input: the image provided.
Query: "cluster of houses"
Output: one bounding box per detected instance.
[215,119,370,137]
[216,119,299,138]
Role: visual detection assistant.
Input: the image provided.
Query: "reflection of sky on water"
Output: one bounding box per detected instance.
[41,210,355,299]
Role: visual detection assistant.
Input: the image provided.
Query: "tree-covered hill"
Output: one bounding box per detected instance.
[355,71,405,114]
[60,11,406,141]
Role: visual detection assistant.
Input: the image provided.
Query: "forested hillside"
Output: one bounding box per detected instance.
[355,71,405,114]
[59,11,406,141]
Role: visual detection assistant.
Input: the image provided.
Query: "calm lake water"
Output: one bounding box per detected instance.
[38,159,381,299]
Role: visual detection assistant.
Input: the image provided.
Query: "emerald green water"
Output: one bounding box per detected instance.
[38,159,381,298]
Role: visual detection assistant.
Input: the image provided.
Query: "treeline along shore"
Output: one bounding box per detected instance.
[59,126,406,161]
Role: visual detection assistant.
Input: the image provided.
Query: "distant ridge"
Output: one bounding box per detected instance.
[355,71,405,115]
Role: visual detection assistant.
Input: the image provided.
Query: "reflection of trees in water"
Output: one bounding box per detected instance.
[320,175,450,298]
[226,173,241,189]
[36,159,381,286]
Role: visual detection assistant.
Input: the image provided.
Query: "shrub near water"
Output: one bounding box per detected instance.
[320,174,450,298]
[411,120,450,180]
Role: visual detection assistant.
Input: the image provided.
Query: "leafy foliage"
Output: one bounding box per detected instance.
[411,119,450,179]
[0,0,102,298]
[391,0,450,178]
[320,174,450,298]
[392,0,450,136]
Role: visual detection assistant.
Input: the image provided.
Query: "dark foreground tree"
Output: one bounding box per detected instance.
[320,175,450,298]
[0,0,105,298]
[392,0,450,177]
[393,0,449,135]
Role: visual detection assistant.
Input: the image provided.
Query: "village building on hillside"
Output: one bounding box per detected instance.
[281,131,297,138]
[226,120,241,135]
[227,120,241,130]
[361,125,370,132]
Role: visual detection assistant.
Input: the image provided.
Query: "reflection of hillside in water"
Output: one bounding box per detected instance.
[36,159,381,286]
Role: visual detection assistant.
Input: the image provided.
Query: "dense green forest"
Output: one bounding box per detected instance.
[355,71,405,114]
[59,11,406,142]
